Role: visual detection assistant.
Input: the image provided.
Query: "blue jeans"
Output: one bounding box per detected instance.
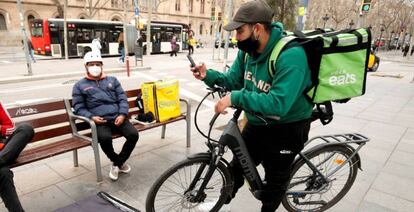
[0,124,34,212]
[29,50,36,62]
[120,48,125,62]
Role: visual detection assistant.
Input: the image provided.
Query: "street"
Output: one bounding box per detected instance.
[0,47,414,211]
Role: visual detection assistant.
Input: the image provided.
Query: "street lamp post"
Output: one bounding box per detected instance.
[349,20,354,29]
[322,14,329,29]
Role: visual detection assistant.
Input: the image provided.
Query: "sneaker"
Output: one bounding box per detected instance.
[119,164,131,174]
[109,165,119,180]
[197,201,230,212]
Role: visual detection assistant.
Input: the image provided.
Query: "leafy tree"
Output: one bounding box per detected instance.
[266,0,298,30]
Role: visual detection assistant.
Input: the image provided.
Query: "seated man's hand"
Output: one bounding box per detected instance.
[91,116,107,124]
[114,115,126,126]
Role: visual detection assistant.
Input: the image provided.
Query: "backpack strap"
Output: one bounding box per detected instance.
[268,36,297,77]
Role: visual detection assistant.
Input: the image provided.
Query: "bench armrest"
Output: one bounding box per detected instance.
[179,98,190,115]
[63,99,98,144]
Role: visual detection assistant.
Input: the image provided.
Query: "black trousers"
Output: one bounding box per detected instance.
[228,119,311,212]
[188,45,194,55]
[96,120,139,167]
[0,124,34,212]
[170,50,177,56]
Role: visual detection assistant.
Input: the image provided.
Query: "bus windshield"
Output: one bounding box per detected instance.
[31,22,43,37]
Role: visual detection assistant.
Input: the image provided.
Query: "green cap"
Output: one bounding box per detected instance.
[223,0,274,31]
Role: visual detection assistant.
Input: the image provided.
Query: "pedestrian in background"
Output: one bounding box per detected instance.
[118,32,125,64]
[22,38,36,63]
[0,101,34,212]
[403,43,410,57]
[187,35,196,55]
[91,36,102,56]
[170,35,178,57]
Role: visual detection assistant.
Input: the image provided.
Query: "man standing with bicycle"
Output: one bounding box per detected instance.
[190,0,312,211]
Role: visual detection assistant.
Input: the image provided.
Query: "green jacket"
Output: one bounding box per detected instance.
[203,22,313,125]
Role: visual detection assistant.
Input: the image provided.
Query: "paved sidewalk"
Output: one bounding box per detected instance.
[0,48,413,211]
[377,50,414,64]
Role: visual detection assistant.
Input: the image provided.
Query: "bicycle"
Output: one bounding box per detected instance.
[145,86,369,212]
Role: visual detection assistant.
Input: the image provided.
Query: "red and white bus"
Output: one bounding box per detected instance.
[31,18,189,57]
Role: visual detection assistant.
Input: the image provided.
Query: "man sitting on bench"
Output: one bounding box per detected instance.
[0,101,34,212]
[72,51,139,181]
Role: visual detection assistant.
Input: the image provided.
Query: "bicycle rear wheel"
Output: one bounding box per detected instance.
[145,156,232,212]
[282,145,359,212]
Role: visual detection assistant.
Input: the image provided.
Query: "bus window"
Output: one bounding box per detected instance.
[109,30,121,42]
[77,28,92,43]
[50,27,59,44]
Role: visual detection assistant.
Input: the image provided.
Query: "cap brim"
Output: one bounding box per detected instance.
[223,21,245,31]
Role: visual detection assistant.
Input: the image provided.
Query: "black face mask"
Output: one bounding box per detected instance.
[237,32,259,55]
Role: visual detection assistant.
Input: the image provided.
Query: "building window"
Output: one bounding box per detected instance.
[199,24,203,35]
[189,0,193,13]
[175,0,181,11]
[0,13,7,30]
[111,0,120,8]
[111,17,121,21]
[200,0,205,14]
[210,25,212,35]
[27,14,35,34]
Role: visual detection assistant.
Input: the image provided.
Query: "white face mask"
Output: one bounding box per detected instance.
[88,66,102,77]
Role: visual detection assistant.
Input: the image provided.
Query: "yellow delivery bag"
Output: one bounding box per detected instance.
[141,79,181,122]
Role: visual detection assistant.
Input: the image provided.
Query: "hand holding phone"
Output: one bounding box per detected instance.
[187,55,200,76]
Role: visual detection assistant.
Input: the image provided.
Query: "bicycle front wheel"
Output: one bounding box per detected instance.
[282,145,359,212]
[146,156,232,212]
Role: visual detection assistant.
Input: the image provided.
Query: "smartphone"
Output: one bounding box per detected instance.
[187,54,196,67]
[187,55,200,75]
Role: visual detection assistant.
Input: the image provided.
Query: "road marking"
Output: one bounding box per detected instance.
[381,61,391,65]
[1,61,11,64]
[186,82,203,87]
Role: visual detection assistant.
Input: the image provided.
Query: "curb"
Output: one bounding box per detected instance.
[0,66,151,85]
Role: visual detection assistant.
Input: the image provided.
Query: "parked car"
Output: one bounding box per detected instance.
[368,50,380,72]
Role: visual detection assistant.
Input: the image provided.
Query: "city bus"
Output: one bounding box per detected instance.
[30,18,189,57]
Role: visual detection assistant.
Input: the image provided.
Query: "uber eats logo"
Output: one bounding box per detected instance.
[328,69,356,86]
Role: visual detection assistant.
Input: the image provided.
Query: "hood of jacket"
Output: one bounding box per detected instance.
[249,22,284,64]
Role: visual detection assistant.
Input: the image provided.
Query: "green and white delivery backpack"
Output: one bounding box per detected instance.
[269,28,372,104]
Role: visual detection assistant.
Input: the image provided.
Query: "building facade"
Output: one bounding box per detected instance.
[0,0,243,46]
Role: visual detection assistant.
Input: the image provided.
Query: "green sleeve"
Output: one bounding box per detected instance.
[202,51,245,91]
[231,46,310,117]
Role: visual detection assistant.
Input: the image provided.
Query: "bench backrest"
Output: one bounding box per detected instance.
[7,99,71,143]
[6,89,144,143]
[125,88,141,118]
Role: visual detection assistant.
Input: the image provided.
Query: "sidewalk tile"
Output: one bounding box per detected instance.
[372,172,414,202]
[364,189,414,212]
[388,150,414,168]
[13,164,64,194]
[359,201,397,212]
[19,185,74,212]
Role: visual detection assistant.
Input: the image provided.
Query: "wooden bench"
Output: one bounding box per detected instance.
[7,88,191,182]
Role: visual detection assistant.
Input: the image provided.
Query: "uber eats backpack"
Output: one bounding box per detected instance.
[245,28,372,125]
